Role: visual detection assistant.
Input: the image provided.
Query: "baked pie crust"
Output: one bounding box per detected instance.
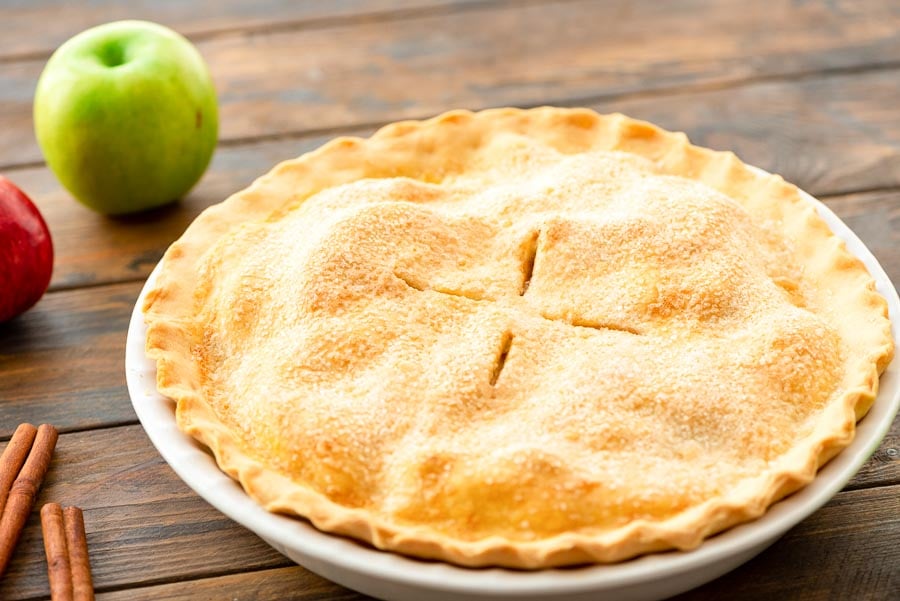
[143,107,893,568]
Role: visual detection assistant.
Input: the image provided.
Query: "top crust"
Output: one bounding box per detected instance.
[143,107,894,568]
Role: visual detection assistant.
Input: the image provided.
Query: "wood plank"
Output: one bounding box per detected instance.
[3,0,900,167]
[0,0,487,60]
[609,69,900,199]
[0,282,141,437]
[0,426,291,600]
[824,189,900,290]
[671,485,900,601]
[0,426,897,600]
[847,411,900,490]
[94,567,364,601]
[7,69,899,292]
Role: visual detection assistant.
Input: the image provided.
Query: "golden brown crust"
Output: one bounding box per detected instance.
[143,107,893,568]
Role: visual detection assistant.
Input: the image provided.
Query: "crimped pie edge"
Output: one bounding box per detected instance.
[142,107,893,568]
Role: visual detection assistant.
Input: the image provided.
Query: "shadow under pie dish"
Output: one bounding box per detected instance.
[141,107,894,569]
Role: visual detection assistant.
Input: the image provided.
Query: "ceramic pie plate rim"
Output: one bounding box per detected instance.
[125,169,899,601]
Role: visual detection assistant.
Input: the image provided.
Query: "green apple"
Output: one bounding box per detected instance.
[34,20,218,215]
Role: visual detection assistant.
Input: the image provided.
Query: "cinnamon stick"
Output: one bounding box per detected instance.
[0,423,38,515]
[40,504,94,601]
[63,506,94,601]
[0,423,58,576]
[41,503,73,601]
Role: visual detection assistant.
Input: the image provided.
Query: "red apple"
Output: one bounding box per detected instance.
[0,176,54,322]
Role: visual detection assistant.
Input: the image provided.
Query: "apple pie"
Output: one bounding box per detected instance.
[143,107,893,568]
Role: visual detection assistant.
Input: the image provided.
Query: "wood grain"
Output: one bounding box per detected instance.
[8,67,899,292]
[94,567,364,601]
[608,69,900,198]
[0,426,896,601]
[671,485,900,601]
[0,0,488,60]
[2,0,900,167]
[847,412,900,491]
[0,426,291,600]
[824,189,900,287]
[0,282,141,438]
[2,2,896,600]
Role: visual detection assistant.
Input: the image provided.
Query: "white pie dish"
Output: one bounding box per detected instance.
[125,179,899,601]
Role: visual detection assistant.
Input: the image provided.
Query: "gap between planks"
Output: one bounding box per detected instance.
[843,475,900,492]
[817,183,900,201]
[4,562,307,601]
[66,564,300,601]
[0,421,139,445]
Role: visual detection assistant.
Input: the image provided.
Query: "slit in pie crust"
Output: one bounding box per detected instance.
[143,107,893,568]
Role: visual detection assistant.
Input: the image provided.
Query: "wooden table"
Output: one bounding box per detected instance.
[1,1,898,599]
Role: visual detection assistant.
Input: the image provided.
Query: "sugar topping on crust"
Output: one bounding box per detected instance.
[144,108,893,567]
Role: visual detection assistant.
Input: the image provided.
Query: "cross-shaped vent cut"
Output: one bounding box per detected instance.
[393,230,643,388]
